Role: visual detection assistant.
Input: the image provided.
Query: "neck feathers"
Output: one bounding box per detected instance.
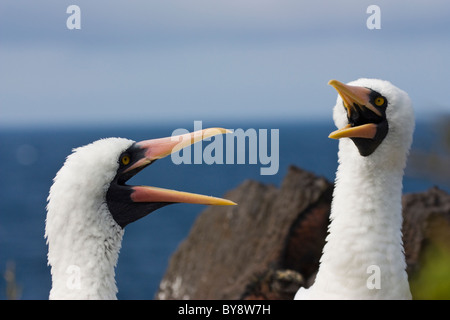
[308,142,411,299]
[46,200,124,299]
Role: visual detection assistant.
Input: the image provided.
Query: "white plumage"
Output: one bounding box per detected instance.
[295,78,414,300]
[46,138,130,299]
[45,129,234,300]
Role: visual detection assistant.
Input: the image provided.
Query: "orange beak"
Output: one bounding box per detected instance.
[328,80,379,140]
[129,128,236,206]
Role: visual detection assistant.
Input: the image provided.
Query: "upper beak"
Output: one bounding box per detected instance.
[129,128,236,206]
[328,79,379,140]
[125,127,231,172]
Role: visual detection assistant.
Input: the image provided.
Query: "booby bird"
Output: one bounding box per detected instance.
[295,79,414,300]
[45,128,236,300]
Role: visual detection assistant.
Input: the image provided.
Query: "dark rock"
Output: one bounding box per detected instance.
[156,166,331,300]
[402,187,450,275]
[156,166,450,300]
[402,187,450,299]
[241,269,304,300]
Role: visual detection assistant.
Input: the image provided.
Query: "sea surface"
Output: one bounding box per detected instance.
[0,120,448,300]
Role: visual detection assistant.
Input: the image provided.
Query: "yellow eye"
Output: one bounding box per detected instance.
[375,97,385,106]
[121,155,130,166]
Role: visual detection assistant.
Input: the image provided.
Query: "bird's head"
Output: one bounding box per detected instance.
[47,128,236,230]
[328,78,415,159]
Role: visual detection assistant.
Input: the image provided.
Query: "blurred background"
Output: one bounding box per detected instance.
[0,0,449,299]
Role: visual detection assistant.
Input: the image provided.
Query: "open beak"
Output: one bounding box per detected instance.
[129,128,236,206]
[328,79,379,140]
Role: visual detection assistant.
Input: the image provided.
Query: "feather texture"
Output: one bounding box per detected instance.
[45,138,133,299]
[296,79,414,299]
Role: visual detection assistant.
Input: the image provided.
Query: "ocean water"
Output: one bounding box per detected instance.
[0,120,447,300]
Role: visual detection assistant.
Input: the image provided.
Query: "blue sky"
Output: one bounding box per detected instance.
[1,0,449,127]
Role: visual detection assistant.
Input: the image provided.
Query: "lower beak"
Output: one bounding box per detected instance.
[131,186,236,206]
[328,123,378,139]
[130,127,236,206]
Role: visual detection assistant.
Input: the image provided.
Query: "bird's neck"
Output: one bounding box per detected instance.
[312,147,411,299]
[46,203,124,300]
